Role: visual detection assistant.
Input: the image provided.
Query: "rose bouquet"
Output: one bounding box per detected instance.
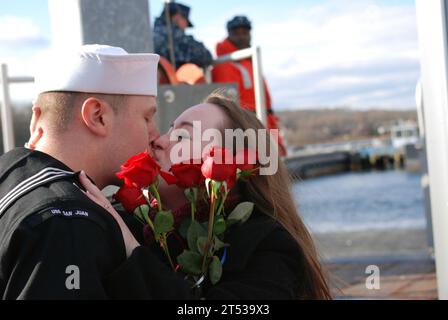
[114,147,259,290]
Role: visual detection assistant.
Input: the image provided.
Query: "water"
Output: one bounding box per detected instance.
[292,170,427,234]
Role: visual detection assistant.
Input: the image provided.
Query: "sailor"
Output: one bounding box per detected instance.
[212,16,288,156]
[153,2,212,69]
[0,45,191,299]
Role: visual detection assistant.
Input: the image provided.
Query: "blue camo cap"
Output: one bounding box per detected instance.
[166,2,193,27]
[227,16,252,31]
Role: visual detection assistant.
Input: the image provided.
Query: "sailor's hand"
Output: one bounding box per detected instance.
[78,171,140,258]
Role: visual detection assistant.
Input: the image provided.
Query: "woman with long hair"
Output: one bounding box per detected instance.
[80,92,332,299]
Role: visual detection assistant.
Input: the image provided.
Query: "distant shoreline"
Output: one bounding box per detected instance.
[278,108,418,147]
[312,227,430,260]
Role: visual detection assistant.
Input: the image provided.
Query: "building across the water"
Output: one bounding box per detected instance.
[391,121,421,150]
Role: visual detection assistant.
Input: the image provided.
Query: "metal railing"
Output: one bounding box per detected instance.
[207,46,268,126]
[0,64,34,153]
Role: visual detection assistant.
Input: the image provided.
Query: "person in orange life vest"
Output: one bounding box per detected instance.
[211,16,287,156]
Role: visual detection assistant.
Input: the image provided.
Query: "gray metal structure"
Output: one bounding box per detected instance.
[48,0,154,53]
[415,0,448,299]
[415,81,434,249]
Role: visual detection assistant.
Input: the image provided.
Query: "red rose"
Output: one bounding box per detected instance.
[113,186,147,214]
[160,170,178,185]
[201,147,237,188]
[116,151,161,189]
[170,160,205,189]
[234,149,258,172]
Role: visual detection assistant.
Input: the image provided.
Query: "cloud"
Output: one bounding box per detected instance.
[196,0,420,110]
[261,1,420,109]
[0,15,49,48]
[0,15,51,103]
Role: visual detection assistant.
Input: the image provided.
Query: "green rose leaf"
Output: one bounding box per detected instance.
[212,181,223,196]
[133,205,150,223]
[154,210,174,235]
[179,217,191,239]
[213,217,226,235]
[213,236,229,251]
[238,167,258,179]
[183,188,198,203]
[196,236,209,256]
[187,220,207,252]
[209,256,223,285]
[221,181,228,194]
[201,221,209,230]
[227,202,254,226]
[177,250,203,275]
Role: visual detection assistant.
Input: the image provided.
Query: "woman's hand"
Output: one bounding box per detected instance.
[78,171,140,258]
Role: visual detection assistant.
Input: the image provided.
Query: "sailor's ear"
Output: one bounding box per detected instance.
[80,97,111,137]
[30,105,41,136]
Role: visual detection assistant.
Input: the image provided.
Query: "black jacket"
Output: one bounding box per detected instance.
[0,148,304,299]
[0,148,187,299]
[114,206,305,300]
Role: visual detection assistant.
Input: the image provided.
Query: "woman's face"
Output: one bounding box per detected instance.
[153,103,229,208]
[153,103,228,170]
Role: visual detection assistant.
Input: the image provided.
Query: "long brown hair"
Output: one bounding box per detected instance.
[204,91,332,299]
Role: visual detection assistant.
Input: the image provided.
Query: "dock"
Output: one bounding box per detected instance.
[284,138,420,179]
[326,255,437,299]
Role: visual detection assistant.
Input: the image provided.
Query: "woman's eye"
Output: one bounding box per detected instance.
[176,134,191,142]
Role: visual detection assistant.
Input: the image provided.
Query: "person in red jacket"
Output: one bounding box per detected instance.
[212,16,287,156]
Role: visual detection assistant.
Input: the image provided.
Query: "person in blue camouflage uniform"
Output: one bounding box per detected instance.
[153,2,212,69]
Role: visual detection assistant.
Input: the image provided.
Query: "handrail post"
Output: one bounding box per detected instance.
[0,64,15,153]
[213,46,268,126]
[252,46,267,126]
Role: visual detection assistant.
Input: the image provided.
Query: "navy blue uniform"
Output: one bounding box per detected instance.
[153,16,212,69]
[0,148,191,299]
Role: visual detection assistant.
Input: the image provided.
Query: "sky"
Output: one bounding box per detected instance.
[0,0,420,110]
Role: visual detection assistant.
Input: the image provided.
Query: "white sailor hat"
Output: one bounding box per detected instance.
[34,44,160,97]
